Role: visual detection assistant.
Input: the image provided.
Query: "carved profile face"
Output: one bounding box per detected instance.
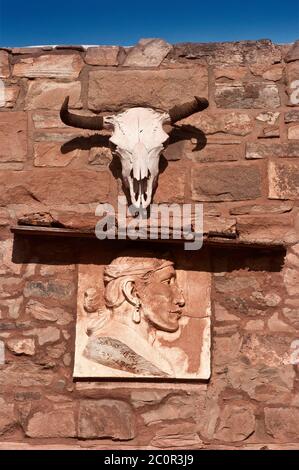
[103,252,185,332]
[136,265,185,332]
[75,251,212,379]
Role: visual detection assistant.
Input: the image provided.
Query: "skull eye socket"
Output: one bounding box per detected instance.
[114,147,132,159]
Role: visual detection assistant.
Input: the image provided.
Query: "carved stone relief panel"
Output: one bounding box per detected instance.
[74,249,211,380]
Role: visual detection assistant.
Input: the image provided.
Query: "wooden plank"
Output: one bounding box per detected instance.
[10,225,285,250]
[11,225,94,238]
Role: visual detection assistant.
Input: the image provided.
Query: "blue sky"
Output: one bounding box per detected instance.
[0,0,298,47]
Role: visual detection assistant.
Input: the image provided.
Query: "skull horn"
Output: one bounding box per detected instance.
[60,96,105,130]
[168,96,209,124]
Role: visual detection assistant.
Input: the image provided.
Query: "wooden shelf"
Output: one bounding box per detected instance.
[11,225,285,250]
[11,225,95,238]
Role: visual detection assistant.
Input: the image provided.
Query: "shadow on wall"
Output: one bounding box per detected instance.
[11,236,286,273]
[59,125,207,155]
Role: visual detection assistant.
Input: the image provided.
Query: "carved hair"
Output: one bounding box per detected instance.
[104,252,173,309]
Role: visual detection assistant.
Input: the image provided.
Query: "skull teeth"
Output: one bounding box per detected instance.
[129,178,151,209]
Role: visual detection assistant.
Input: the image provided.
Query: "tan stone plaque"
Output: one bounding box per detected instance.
[74,250,211,380]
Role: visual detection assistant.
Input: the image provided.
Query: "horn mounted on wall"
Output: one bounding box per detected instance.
[60,96,209,129]
[60,95,209,209]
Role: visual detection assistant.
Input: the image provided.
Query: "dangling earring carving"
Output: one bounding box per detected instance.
[133,302,141,323]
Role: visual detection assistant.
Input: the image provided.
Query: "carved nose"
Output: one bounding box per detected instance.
[174,287,185,307]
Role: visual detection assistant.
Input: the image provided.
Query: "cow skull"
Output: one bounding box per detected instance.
[60,96,208,209]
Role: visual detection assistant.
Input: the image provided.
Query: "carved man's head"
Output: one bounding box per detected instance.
[103,252,185,332]
[60,96,208,209]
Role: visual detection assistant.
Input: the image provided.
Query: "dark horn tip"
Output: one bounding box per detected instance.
[60,96,70,120]
[194,96,209,111]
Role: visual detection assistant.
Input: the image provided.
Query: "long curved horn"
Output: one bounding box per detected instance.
[168,96,209,124]
[60,96,105,130]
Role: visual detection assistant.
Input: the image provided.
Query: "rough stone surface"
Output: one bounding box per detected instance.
[33,142,82,167]
[0,170,111,205]
[85,46,119,66]
[130,390,170,408]
[6,338,35,355]
[214,66,247,81]
[0,399,16,435]
[0,51,9,78]
[142,395,194,425]
[153,162,186,203]
[171,40,281,66]
[269,161,299,199]
[23,326,60,346]
[188,144,241,163]
[203,217,236,237]
[123,38,172,67]
[286,61,299,84]
[0,239,22,276]
[288,125,299,139]
[236,215,295,245]
[33,111,69,128]
[268,313,293,332]
[88,147,112,167]
[0,364,53,387]
[0,83,19,108]
[0,112,27,163]
[245,319,264,331]
[182,111,253,136]
[192,164,261,201]
[258,127,280,138]
[26,408,76,438]
[283,267,299,296]
[0,278,24,299]
[229,202,293,215]
[282,307,299,327]
[213,333,242,367]
[214,303,240,322]
[262,64,283,81]
[256,112,280,125]
[151,426,202,448]
[26,299,72,325]
[226,365,295,405]
[246,142,299,159]
[286,62,299,105]
[265,408,299,441]
[0,297,23,318]
[78,400,136,440]
[285,40,299,62]
[214,405,255,442]
[13,54,83,79]
[25,80,82,110]
[215,83,280,108]
[88,67,208,111]
[24,279,74,301]
[285,110,299,123]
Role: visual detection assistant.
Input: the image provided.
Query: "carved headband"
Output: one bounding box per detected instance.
[104,259,174,283]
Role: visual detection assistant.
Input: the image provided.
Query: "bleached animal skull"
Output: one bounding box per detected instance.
[60,96,208,208]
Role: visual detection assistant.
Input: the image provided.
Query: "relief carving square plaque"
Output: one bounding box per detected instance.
[74,249,211,380]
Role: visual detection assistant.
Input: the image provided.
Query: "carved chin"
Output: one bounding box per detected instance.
[128,178,154,209]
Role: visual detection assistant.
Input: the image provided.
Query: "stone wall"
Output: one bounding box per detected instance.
[0,38,299,449]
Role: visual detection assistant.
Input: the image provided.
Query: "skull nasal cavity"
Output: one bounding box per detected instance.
[132,142,149,181]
